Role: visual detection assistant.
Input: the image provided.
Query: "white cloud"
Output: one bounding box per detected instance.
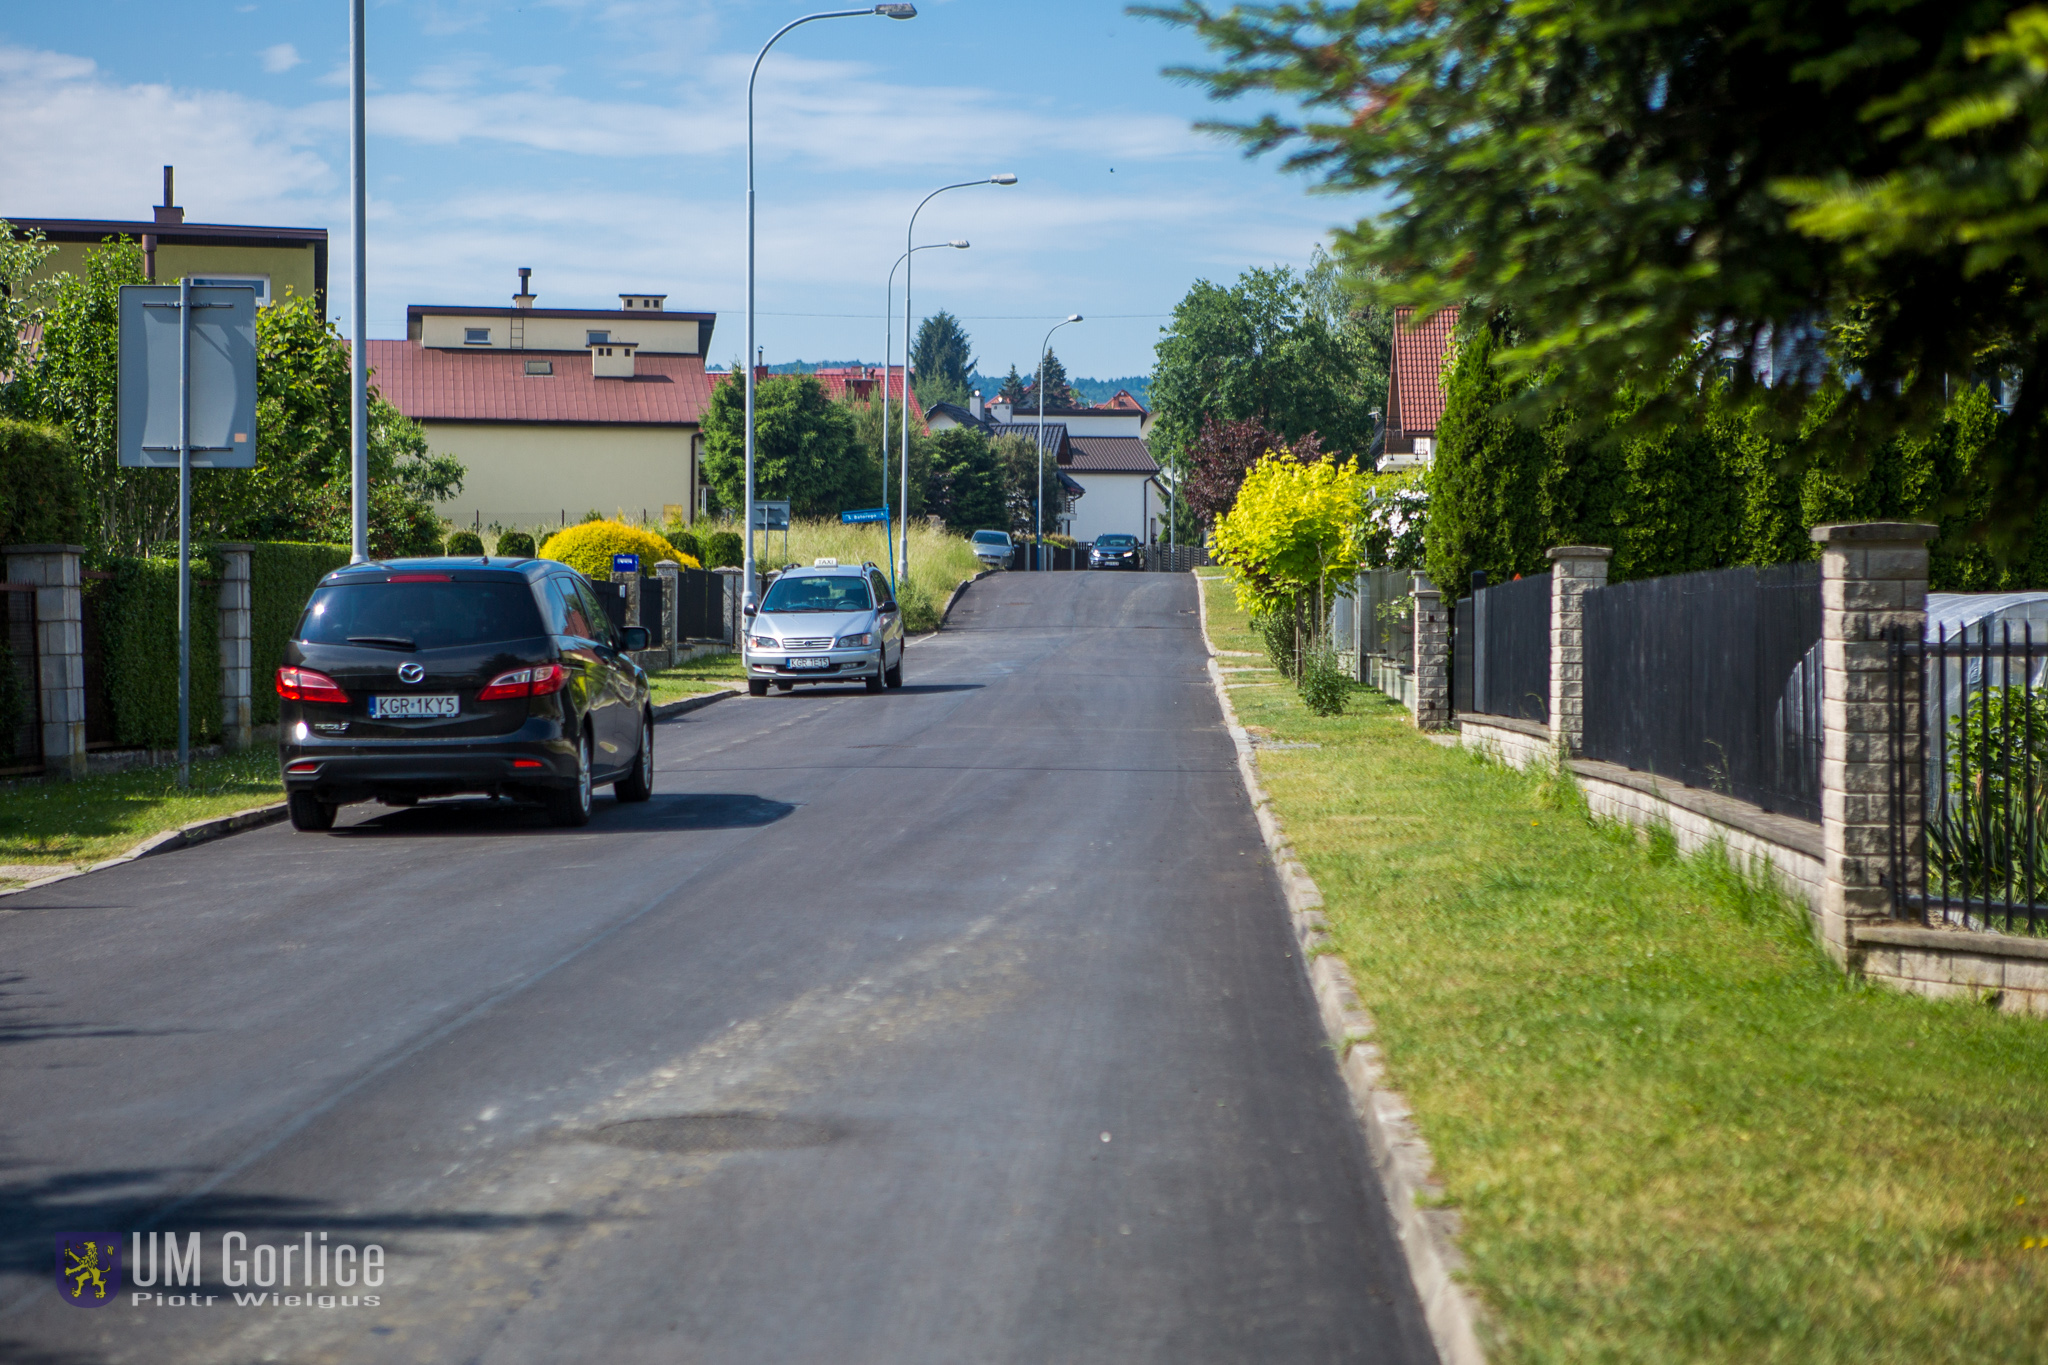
[260,42,302,74]
[0,44,334,222]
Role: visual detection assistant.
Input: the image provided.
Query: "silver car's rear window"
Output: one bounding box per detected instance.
[760,574,874,613]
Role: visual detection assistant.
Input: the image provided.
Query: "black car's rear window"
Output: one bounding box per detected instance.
[296,580,546,649]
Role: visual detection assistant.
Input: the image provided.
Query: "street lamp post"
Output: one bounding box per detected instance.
[900,173,1016,580]
[348,0,368,563]
[745,3,916,608]
[1036,314,1082,570]
[882,240,966,597]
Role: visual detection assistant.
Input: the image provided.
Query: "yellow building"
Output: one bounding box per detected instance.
[8,167,325,310]
[367,271,718,533]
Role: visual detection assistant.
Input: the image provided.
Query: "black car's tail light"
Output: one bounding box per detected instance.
[276,666,349,704]
[478,662,567,700]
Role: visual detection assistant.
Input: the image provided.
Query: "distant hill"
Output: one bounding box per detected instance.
[966,373,1152,408]
[731,362,1151,409]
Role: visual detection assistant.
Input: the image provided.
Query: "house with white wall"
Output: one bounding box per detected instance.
[933,391,1163,543]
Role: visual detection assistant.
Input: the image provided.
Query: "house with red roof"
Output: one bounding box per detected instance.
[1382,306,1458,470]
[367,271,718,533]
[928,391,1167,543]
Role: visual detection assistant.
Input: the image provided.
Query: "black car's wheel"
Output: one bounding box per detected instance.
[615,712,654,802]
[546,729,594,827]
[884,648,903,689]
[287,791,337,832]
[748,678,769,697]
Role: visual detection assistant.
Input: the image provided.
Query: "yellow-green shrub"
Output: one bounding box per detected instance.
[538,519,699,578]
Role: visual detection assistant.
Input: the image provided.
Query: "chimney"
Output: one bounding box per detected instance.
[514,267,536,309]
[590,339,639,379]
[969,389,982,420]
[153,165,183,226]
[619,293,666,311]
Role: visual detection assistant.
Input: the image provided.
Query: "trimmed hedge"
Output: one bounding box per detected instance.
[100,557,222,748]
[495,530,536,558]
[704,529,743,568]
[446,530,485,556]
[539,519,698,578]
[243,541,351,725]
[0,419,86,546]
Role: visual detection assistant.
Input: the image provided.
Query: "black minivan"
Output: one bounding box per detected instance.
[277,557,654,831]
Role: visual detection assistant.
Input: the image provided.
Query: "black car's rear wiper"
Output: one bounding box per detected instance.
[346,635,417,650]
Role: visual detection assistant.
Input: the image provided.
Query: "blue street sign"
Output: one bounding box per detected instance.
[612,553,640,574]
[841,507,890,524]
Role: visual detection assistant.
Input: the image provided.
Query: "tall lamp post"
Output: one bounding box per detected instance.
[882,239,967,596]
[1035,314,1082,570]
[900,173,1016,580]
[745,3,917,607]
[348,0,368,563]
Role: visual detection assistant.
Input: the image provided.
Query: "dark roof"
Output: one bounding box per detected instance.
[8,217,327,246]
[990,421,1070,460]
[367,341,714,426]
[1391,306,1458,436]
[1057,470,1086,496]
[927,401,980,426]
[1066,435,1158,474]
[408,303,716,324]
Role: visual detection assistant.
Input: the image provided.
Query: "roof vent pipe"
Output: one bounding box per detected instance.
[514,267,536,309]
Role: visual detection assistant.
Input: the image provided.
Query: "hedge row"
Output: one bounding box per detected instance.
[0,419,87,547]
[242,541,351,726]
[98,557,222,749]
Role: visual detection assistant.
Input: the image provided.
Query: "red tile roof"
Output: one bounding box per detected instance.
[1391,306,1458,437]
[366,342,714,426]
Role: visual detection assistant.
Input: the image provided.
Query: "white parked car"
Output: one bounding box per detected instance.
[969,529,1013,570]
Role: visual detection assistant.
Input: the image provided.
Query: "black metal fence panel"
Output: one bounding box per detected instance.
[1,583,41,770]
[1582,560,1822,821]
[677,567,719,640]
[1354,569,1414,668]
[1453,595,1475,716]
[1892,623,2048,935]
[1461,572,1551,722]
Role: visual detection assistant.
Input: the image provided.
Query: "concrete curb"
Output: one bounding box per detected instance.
[936,569,995,631]
[1195,579,1487,1365]
[0,800,290,903]
[652,688,739,721]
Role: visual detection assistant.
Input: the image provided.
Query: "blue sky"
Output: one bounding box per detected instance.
[1,1,1360,381]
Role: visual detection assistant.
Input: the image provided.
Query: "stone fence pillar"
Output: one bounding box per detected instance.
[715,567,743,645]
[611,570,642,630]
[654,560,680,666]
[1412,572,1450,729]
[3,544,86,779]
[1814,521,1934,964]
[1546,545,1612,755]
[216,543,253,750]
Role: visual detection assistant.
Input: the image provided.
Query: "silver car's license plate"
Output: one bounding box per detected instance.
[369,694,459,718]
[786,657,831,671]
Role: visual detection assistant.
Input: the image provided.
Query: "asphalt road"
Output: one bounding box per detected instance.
[0,570,1437,1365]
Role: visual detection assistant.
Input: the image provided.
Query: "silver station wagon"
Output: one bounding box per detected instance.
[742,560,906,696]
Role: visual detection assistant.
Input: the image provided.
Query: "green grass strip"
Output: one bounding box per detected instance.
[0,748,282,879]
[1202,577,2048,1363]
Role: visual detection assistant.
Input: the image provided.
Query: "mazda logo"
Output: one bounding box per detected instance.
[397,662,426,684]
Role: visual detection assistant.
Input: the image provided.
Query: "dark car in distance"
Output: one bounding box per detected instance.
[1090,534,1143,570]
[276,557,654,831]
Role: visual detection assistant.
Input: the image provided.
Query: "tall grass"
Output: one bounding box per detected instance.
[762,519,980,632]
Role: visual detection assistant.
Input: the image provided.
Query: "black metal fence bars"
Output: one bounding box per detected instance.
[1581,560,1822,821]
[1891,621,2048,935]
[1456,572,1551,723]
[0,582,41,771]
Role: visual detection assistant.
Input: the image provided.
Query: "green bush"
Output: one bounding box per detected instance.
[495,530,536,558]
[1298,646,1349,716]
[100,557,221,748]
[241,542,350,726]
[1256,609,1298,679]
[664,526,703,564]
[704,529,743,568]
[445,530,485,556]
[0,419,86,546]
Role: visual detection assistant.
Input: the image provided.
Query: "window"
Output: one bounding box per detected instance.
[759,574,873,614]
[296,582,545,649]
[870,572,893,607]
[573,579,617,646]
[586,330,610,345]
[524,359,553,376]
[465,327,491,345]
[550,579,594,640]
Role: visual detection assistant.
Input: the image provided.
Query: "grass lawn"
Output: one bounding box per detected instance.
[0,749,283,885]
[647,651,744,706]
[1201,574,2048,1363]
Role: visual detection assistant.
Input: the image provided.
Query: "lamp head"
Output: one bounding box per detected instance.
[949,239,970,248]
[875,3,917,16]
[1068,314,1083,323]
[990,173,1019,185]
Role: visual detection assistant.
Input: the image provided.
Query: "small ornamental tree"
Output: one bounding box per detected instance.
[1210,451,1364,678]
[1182,416,1323,526]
